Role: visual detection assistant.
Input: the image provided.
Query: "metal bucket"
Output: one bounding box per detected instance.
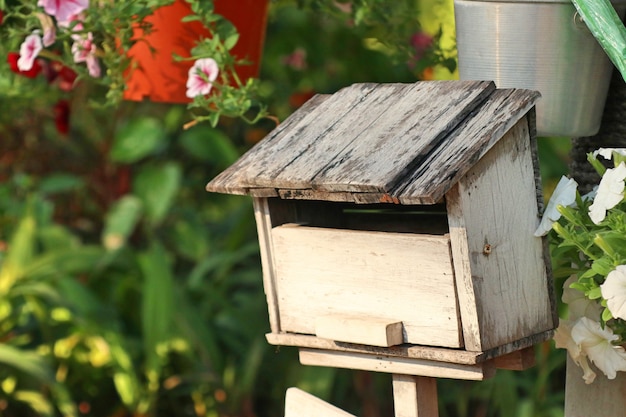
[454,0,625,137]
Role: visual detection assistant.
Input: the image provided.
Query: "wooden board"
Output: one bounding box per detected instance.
[276,81,494,193]
[315,315,404,347]
[284,387,356,417]
[253,198,281,333]
[299,349,494,380]
[395,89,539,204]
[446,118,555,351]
[564,356,626,417]
[270,224,462,348]
[265,333,486,365]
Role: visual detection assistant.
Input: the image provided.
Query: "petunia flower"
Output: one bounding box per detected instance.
[17,33,43,72]
[186,58,219,98]
[554,319,597,384]
[571,316,626,380]
[589,162,626,224]
[601,265,626,320]
[38,0,89,25]
[7,52,43,78]
[71,31,100,77]
[534,175,578,236]
[563,276,602,321]
[36,13,56,46]
[593,148,626,160]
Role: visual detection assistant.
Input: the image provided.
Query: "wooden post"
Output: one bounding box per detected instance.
[564,356,626,417]
[392,374,439,417]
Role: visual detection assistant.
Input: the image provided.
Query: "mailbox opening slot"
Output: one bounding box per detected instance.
[266,198,449,235]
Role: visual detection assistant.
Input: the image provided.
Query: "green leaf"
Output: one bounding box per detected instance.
[107,333,141,408]
[102,195,143,250]
[13,391,54,417]
[0,344,54,383]
[0,209,36,294]
[587,286,602,300]
[37,225,80,252]
[602,307,614,321]
[110,118,166,163]
[132,162,181,226]
[572,0,626,82]
[23,246,106,280]
[179,125,239,165]
[591,256,614,277]
[138,243,175,381]
[38,174,83,195]
[587,151,607,177]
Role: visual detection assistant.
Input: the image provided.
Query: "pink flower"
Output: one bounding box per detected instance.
[38,0,89,24]
[18,33,43,71]
[186,58,219,98]
[410,32,433,61]
[7,52,43,78]
[72,31,100,77]
[36,12,56,46]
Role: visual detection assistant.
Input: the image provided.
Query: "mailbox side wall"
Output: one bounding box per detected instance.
[446,116,555,352]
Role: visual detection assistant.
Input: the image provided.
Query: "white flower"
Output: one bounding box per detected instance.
[554,320,597,384]
[534,176,578,236]
[17,33,43,72]
[601,265,626,321]
[563,276,602,321]
[589,162,626,224]
[186,58,219,98]
[593,148,626,160]
[571,317,626,380]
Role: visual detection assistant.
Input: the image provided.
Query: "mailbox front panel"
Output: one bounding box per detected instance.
[270,224,463,349]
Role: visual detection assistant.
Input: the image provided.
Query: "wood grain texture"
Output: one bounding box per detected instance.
[266,331,553,366]
[446,118,554,351]
[492,347,536,371]
[315,315,404,347]
[271,224,462,348]
[252,198,281,333]
[284,388,356,417]
[304,81,494,193]
[564,356,626,417]
[265,333,485,364]
[392,375,439,417]
[206,81,541,205]
[299,349,494,380]
[396,89,539,204]
[206,93,333,194]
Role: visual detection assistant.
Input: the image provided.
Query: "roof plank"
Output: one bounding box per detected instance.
[395,88,540,204]
[310,81,495,193]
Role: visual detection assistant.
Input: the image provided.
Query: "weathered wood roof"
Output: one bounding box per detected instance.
[206,81,539,204]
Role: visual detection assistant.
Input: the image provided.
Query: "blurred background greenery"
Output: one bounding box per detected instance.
[0,1,571,416]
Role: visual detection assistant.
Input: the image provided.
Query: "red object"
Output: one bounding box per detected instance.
[7,52,43,78]
[0,10,4,25]
[54,100,71,135]
[124,0,269,103]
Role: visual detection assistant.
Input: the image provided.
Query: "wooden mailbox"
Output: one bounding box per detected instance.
[206,80,556,381]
